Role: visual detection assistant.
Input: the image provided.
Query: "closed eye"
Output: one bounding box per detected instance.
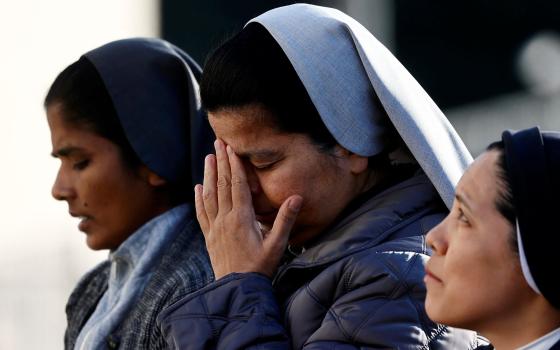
[457,208,470,225]
[73,159,90,171]
[253,162,276,171]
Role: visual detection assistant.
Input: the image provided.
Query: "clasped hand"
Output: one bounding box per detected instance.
[195,139,303,279]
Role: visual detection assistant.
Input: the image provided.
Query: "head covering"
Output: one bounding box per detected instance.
[249,4,472,208]
[501,126,560,308]
[84,38,213,185]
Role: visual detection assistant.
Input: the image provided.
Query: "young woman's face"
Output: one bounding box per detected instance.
[208,104,368,247]
[424,150,535,332]
[47,103,168,250]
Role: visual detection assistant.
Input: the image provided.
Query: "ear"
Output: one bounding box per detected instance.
[333,145,369,175]
[138,166,167,187]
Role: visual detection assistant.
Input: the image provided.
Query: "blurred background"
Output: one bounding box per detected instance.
[1,0,559,348]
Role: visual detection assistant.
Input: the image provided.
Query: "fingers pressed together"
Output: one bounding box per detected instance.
[194,139,302,279]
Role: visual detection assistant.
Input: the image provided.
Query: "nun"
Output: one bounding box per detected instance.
[425,126,560,350]
[158,4,480,349]
[45,38,214,349]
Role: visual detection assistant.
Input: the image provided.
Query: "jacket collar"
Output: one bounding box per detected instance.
[283,172,440,269]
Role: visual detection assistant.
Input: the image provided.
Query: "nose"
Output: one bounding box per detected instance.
[244,164,262,195]
[51,166,75,201]
[426,216,449,256]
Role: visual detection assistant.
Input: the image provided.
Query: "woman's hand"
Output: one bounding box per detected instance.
[195,139,302,280]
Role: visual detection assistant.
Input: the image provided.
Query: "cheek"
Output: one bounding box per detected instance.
[434,240,523,327]
[257,170,306,206]
[83,174,114,207]
[81,163,132,214]
[446,243,492,297]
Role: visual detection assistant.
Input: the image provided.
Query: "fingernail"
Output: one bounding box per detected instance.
[289,197,302,211]
[226,145,232,155]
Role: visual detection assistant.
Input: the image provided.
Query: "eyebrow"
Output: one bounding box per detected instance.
[455,193,473,213]
[51,146,83,158]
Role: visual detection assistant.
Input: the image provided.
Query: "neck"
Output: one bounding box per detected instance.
[359,163,416,196]
[481,298,560,350]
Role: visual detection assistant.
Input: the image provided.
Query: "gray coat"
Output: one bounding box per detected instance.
[65,214,214,349]
[158,173,481,349]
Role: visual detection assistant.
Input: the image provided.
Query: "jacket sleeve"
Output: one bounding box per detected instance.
[157,273,290,350]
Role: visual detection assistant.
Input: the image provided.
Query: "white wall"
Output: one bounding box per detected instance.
[0,1,159,348]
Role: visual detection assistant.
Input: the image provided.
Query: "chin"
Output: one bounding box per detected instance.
[426,306,468,330]
[85,234,114,251]
[287,227,316,247]
[425,298,446,324]
[85,239,106,251]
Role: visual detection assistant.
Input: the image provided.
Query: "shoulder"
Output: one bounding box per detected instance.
[308,247,478,348]
[152,216,214,297]
[117,217,214,347]
[133,214,214,315]
[294,247,477,348]
[65,259,111,349]
[66,259,111,315]
[324,207,441,297]
[310,241,429,306]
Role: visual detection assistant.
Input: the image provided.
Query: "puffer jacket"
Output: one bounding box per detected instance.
[158,173,480,349]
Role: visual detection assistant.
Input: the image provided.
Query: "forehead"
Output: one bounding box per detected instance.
[47,103,87,134]
[47,103,111,153]
[208,105,294,154]
[456,150,501,212]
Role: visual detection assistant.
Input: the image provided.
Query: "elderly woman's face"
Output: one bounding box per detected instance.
[208,104,367,247]
[424,150,535,331]
[47,103,166,250]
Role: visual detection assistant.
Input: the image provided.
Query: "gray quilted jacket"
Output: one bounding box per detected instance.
[158,173,481,349]
[64,212,214,349]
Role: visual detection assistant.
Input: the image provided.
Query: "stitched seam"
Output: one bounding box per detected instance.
[408,293,432,350]
[396,254,419,294]
[163,273,265,313]
[163,314,252,322]
[420,215,429,235]
[350,299,391,341]
[281,206,434,274]
[200,294,220,341]
[304,283,329,313]
[284,293,296,329]
[351,254,420,340]
[344,267,354,293]
[426,325,447,348]
[327,307,353,341]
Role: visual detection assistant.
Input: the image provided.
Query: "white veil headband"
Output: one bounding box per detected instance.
[250,4,472,208]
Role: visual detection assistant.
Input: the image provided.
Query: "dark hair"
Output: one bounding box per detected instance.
[486,141,517,251]
[201,23,338,152]
[44,57,141,169]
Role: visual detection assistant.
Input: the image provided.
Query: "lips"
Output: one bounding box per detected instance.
[424,267,443,284]
[70,211,92,232]
[424,270,443,283]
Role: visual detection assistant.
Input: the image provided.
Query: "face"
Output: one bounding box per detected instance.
[424,150,536,332]
[208,105,369,247]
[47,103,169,250]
